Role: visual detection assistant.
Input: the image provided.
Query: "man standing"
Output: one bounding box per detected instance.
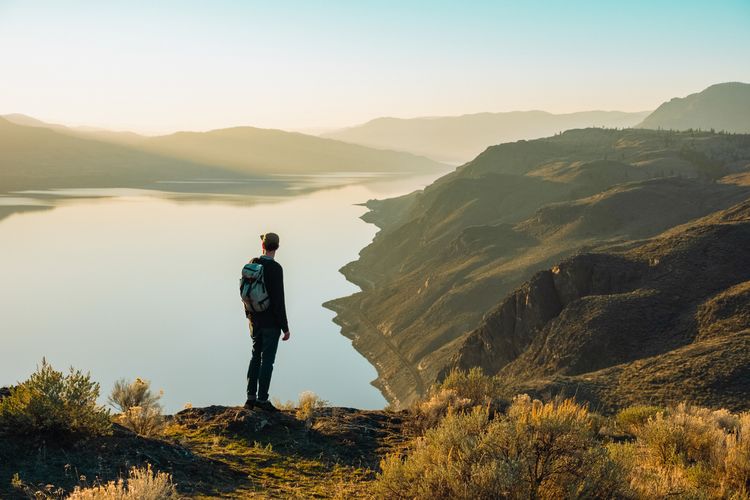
[244,232,290,411]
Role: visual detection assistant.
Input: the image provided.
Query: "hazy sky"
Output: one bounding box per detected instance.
[1,0,749,133]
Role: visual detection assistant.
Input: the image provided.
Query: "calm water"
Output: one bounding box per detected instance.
[0,173,445,412]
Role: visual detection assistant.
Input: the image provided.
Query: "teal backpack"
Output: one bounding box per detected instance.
[240,261,271,312]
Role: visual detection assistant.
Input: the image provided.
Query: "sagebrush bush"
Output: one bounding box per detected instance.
[374,395,624,499]
[0,359,110,437]
[434,367,502,405]
[615,405,663,436]
[409,368,504,433]
[610,403,750,498]
[67,464,178,499]
[108,378,164,437]
[723,412,750,497]
[411,388,473,433]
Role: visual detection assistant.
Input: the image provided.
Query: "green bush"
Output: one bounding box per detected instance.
[615,405,664,436]
[0,359,110,437]
[374,395,624,499]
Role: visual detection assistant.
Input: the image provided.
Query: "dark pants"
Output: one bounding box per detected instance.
[246,326,281,401]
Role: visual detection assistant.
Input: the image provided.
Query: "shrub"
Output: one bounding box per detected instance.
[67,464,178,499]
[409,368,505,433]
[0,359,110,437]
[615,405,664,436]
[610,402,750,498]
[434,367,502,405]
[722,412,750,497]
[108,378,164,437]
[411,388,473,433]
[295,391,328,423]
[374,395,624,499]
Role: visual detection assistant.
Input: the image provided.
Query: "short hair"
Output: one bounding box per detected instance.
[260,232,280,251]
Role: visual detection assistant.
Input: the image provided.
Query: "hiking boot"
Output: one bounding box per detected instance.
[254,399,277,412]
[243,399,256,410]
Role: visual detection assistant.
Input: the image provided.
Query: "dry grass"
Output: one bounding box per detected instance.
[295,391,328,423]
[67,464,178,499]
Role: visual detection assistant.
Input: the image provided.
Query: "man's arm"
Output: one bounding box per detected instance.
[266,264,289,333]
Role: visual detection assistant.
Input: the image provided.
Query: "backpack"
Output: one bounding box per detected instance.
[240,260,271,313]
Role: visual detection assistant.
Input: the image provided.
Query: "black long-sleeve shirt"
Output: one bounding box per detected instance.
[245,255,289,333]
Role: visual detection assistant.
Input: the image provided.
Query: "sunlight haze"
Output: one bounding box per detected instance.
[1,0,749,133]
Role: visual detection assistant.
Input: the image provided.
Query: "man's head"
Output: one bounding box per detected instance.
[260,232,280,252]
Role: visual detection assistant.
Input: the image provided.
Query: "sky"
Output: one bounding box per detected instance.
[1,0,749,134]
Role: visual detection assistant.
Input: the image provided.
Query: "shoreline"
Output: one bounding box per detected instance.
[323,198,428,409]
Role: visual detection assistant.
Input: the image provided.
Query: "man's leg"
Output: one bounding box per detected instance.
[246,325,264,401]
[257,327,281,402]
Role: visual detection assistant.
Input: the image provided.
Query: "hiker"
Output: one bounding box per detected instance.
[241,232,290,411]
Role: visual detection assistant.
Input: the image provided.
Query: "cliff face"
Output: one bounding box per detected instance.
[326,128,750,408]
[450,200,750,411]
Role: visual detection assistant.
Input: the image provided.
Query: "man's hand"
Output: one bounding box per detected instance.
[282,330,291,341]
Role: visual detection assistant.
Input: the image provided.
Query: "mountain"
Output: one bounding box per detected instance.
[137,126,444,175]
[2,113,146,145]
[0,117,240,192]
[0,118,445,193]
[637,82,750,133]
[323,110,650,164]
[325,127,750,407]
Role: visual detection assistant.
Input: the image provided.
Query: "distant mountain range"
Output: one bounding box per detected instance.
[637,82,750,133]
[0,116,444,194]
[322,82,750,164]
[324,110,650,164]
[326,126,750,409]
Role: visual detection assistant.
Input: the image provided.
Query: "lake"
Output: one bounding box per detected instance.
[0,172,446,412]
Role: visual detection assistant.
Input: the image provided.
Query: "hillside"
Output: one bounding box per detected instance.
[325,128,750,407]
[0,118,444,195]
[450,199,750,413]
[324,110,649,163]
[137,126,443,175]
[638,82,750,132]
[0,118,241,193]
